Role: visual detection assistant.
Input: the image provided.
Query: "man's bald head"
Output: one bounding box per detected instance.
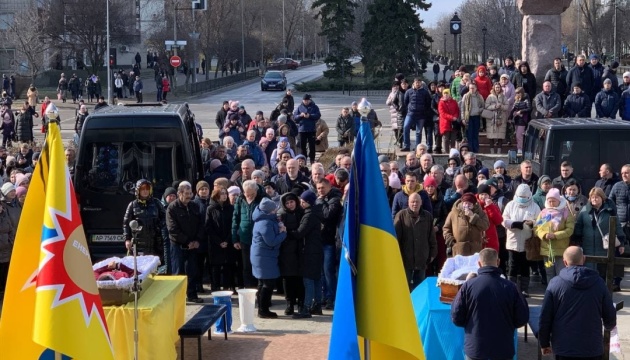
[563,246,585,266]
[454,174,467,189]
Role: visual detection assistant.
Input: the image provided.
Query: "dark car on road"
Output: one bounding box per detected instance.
[261,70,287,91]
[273,58,299,70]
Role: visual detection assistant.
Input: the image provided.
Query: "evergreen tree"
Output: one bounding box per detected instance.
[312,0,357,79]
[361,0,431,77]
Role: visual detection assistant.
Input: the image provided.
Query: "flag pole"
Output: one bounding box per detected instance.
[364,338,371,360]
[55,351,62,360]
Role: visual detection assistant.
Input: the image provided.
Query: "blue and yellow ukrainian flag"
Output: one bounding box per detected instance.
[328,119,425,359]
[0,122,114,359]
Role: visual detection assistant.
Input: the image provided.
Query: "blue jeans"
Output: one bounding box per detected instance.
[321,244,338,302]
[170,242,198,298]
[156,86,162,102]
[403,114,425,149]
[303,277,322,309]
[466,115,481,153]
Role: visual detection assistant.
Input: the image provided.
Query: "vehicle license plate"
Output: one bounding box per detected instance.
[92,234,125,242]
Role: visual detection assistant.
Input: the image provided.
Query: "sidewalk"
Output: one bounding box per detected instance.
[139,67,259,96]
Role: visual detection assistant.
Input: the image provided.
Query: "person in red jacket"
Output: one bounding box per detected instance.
[161,75,170,102]
[474,65,492,100]
[438,89,460,152]
[476,182,503,252]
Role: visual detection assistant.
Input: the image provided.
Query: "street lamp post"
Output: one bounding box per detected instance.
[241,0,245,72]
[106,0,111,104]
[482,26,487,62]
[283,0,286,59]
[443,33,446,56]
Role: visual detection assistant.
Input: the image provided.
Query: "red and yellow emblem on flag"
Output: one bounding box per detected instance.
[0,122,114,359]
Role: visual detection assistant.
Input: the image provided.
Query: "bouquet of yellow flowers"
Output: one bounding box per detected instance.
[544,239,555,268]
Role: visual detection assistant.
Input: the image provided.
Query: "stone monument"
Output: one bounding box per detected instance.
[518,0,573,86]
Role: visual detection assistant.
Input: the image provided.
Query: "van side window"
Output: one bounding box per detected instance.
[552,130,600,187]
[524,126,544,175]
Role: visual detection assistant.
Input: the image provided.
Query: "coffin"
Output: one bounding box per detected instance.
[437,253,480,304]
[93,255,161,306]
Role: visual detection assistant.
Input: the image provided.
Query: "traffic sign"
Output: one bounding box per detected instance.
[170,55,182,67]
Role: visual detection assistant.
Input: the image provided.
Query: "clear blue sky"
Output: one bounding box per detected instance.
[422,0,466,27]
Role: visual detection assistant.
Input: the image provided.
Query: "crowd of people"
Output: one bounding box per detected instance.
[390,54,629,157]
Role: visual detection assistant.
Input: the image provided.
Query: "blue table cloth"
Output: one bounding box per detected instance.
[411,277,517,360]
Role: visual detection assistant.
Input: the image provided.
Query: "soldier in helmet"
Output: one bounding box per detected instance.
[123,179,166,262]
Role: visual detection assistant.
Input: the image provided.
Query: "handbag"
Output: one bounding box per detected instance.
[594,212,621,250]
[525,235,544,261]
[481,109,495,119]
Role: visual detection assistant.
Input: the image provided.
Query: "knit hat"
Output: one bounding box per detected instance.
[14,173,27,187]
[295,154,306,162]
[163,187,177,198]
[277,114,287,124]
[604,78,612,85]
[227,186,241,196]
[515,183,532,199]
[442,88,451,96]
[500,73,510,79]
[477,184,490,195]
[423,176,437,188]
[477,167,489,179]
[15,186,27,198]
[378,154,389,164]
[258,198,277,214]
[303,93,312,100]
[388,173,401,189]
[196,180,210,192]
[623,72,630,78]
[546,188,561,201]
[300,190,317,206]
[538,175,552,187]
[493,160,506,169]
[485,178,499,190]
[278,136,288,144]
[477,65,487,73]
[259,137,269,146]
[461,192,477,204]
[589,53,599,60]
[209,159,222,172]
[1,182,15,196]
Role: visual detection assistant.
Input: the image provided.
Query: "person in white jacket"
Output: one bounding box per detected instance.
[501,184,541,297]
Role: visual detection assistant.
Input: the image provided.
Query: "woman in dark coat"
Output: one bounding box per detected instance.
[14,104,33,143]
[423,176,448,276]
[206,187,235,292]
[0,201,14,295]
[291,190,324,318]
[278,192,304,315]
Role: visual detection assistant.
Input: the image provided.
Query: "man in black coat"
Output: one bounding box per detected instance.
[315,178,343,309]
[451,248,529,360]
[563,82,592,118]
[594,163,620,197]
[565,55,595,100]
[123,179,166,258]
[215,101,229,129]
[166,182,205,303]
[539,246,616,358]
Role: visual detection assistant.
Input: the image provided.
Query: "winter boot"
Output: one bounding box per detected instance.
[292,305,312,319]
[520,277,530,298]
[310,303,323,315]
[297,300,304,315]
[284,300,295,316]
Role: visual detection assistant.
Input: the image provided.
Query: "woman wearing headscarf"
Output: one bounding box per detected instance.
[502,184,541,297]
[534,188,575,281]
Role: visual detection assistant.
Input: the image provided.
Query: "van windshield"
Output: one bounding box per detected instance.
[80,141,184,194]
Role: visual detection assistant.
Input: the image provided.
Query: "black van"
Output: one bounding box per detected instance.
[74,103,204,259]
[523,118,630,191]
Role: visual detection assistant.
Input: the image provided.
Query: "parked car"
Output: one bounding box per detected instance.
[261,70,287,91]
[272,58,299,70]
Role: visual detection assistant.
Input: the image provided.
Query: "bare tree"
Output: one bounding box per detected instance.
[0,8,57,81]
[40,0,136,75]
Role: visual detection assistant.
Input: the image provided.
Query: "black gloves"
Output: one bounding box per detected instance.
[512,221,524,230]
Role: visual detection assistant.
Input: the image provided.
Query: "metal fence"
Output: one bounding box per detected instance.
[180,69,260,95]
